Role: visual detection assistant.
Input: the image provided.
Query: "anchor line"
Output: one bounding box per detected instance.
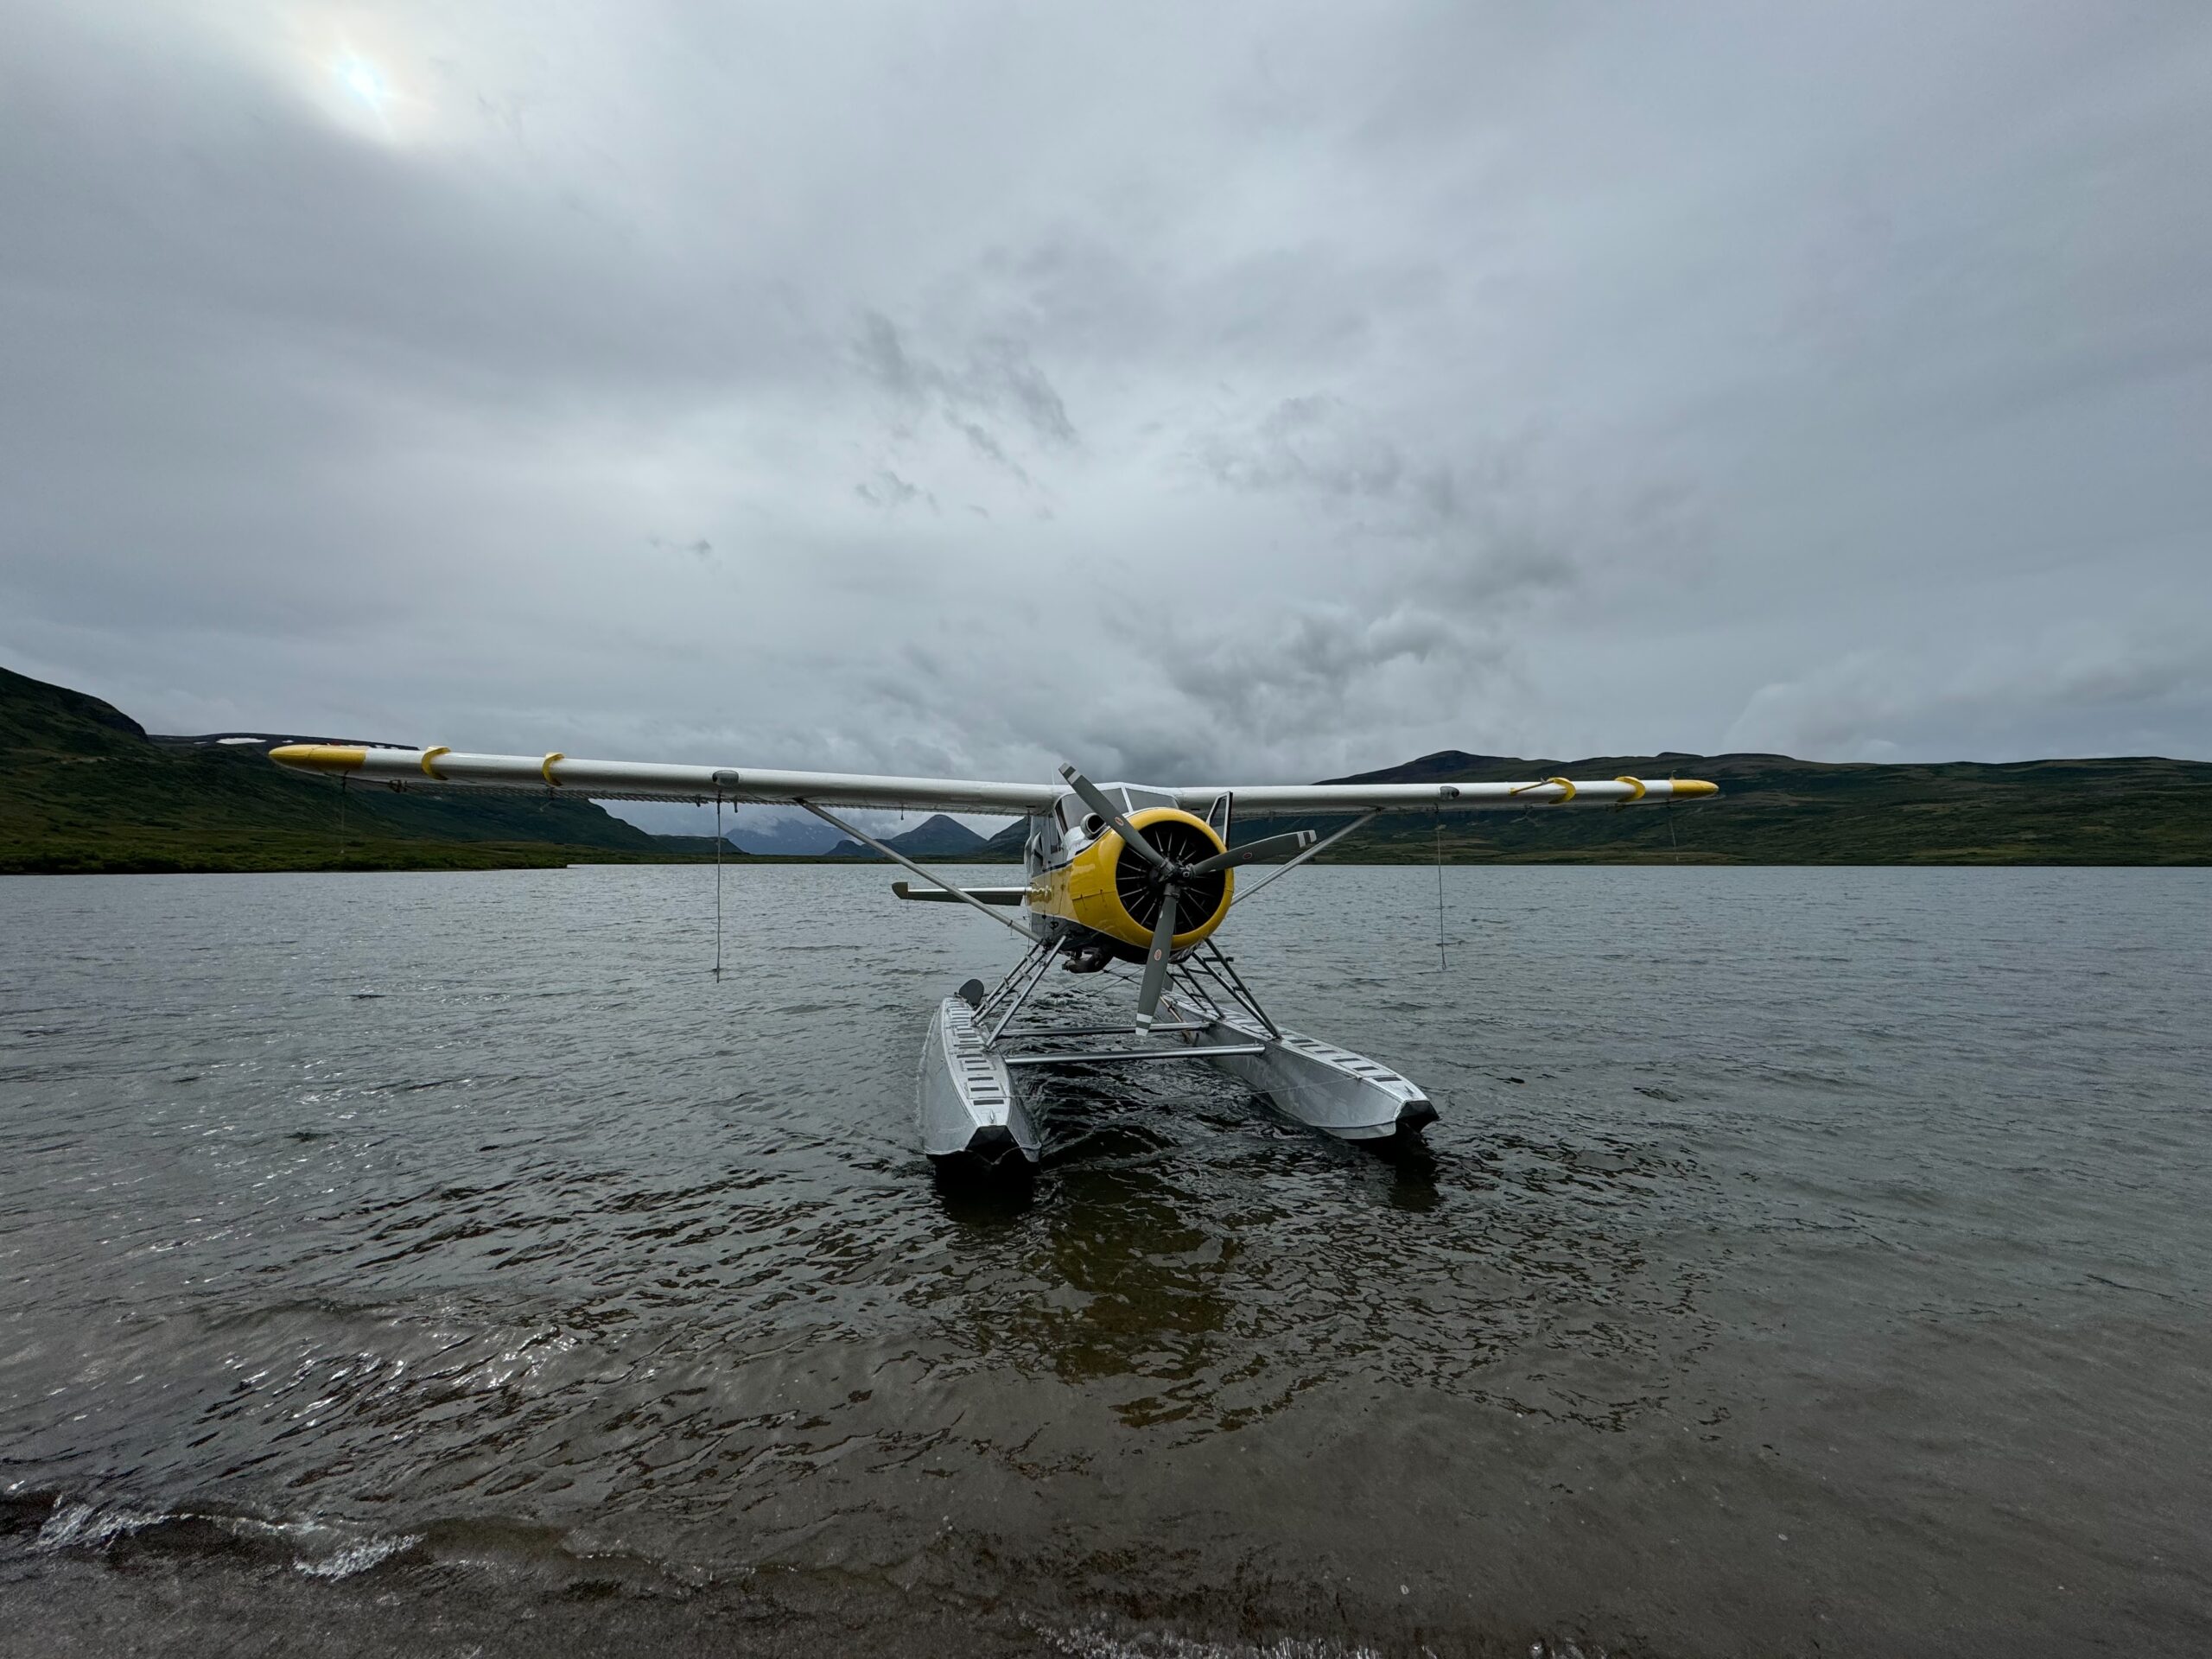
[712,787,724,979]
[337,772,348,869]
[1434,804,1447,972]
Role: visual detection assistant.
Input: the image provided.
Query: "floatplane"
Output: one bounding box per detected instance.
[271,741,1715,1173]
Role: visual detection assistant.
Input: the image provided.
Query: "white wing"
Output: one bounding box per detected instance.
[1172,777,1717,813]
[270,744,1058,815]
[270,744,1717,816]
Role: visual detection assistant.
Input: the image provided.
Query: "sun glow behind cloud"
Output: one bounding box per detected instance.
[318,41,410,138]
[265,10,432,144]
[334,54,385,112]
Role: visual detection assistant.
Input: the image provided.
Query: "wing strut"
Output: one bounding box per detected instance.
[775,789,1033,944]
[1225,809,1381,911]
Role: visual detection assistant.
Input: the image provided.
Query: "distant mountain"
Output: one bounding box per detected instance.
[977,750,2212,865]
[0,664,698,874]
[824,813,988,860]
[725,814,844,856]
[649,834,751,857]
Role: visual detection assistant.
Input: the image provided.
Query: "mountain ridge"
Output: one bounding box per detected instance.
[0,664,703,874]
[976,748,2212,864]
[823,813,988,860]
[6,664,2208,870]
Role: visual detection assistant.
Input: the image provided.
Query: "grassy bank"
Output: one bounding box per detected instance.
[0,664,715,876]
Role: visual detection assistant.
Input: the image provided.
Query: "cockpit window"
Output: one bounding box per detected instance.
[1055,784,1172,831]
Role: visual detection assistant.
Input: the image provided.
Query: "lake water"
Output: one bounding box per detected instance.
[1,864,2207,1656]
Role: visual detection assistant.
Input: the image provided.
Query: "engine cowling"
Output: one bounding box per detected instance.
[1044,807,1233,959]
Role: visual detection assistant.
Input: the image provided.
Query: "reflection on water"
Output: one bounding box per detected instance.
[2,864,2209,1656]
[1370,1135,1441,1211]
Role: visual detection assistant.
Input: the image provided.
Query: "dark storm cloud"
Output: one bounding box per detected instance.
[2,0,2208,799]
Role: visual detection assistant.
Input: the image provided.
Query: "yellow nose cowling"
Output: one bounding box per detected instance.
[1040,806,1235,955]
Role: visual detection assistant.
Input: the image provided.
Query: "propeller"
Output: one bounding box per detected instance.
[1184,829,1315,878]
[1057,764,1171,871]
[1058,766,1318,1031]
[1135,883,1179,1032]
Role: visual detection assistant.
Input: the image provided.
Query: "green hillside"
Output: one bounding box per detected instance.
[978,749,2212,865]
[0,665,708,874]
[10,663,2207,872]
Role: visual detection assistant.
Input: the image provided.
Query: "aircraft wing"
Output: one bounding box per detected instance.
[1171,776,1717,813]
[269,744,1717,817]
[268,744,1058,815]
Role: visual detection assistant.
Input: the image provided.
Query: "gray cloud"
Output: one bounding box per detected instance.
[855,469,935,513]
[649,536,715,560]
[853,311,1076,486]
[1,0,2208,806]
[1725,629,2212,762]
[1199,395,1407,500]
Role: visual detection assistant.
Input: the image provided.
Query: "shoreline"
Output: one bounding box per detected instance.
[6,849,2207,875]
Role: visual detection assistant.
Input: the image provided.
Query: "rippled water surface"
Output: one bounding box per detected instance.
[2,864,2208,1656]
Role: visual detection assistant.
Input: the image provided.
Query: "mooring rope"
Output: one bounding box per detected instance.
[1433,803,1447,972]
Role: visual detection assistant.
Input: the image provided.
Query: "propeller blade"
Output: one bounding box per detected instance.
[1058,764,1171,871]
[1185,829,1318,878]
[1134,884,1179,1032]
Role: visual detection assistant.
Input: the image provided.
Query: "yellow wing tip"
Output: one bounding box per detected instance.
[270,743,367,772]
[1672,779,1719,798]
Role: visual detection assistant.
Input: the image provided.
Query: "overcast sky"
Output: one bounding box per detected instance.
[4,3,2208,836]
